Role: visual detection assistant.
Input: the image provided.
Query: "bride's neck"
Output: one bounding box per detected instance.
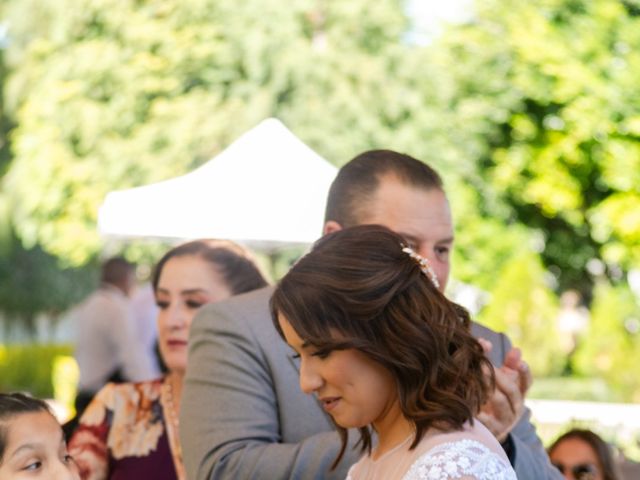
[371,406,415,460]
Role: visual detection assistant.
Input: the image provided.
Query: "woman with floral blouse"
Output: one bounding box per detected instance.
[68,240,268,480]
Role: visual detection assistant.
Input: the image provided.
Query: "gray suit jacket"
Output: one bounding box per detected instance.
[181,286,561,480]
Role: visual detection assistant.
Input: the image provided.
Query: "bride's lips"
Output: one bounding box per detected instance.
[166,339,187,348]
[319,396,341,412]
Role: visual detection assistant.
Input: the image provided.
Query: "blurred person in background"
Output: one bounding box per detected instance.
[71,257,156,423]
[68,239,268,480]
[0,392,80,480]
[548,428,621,480]
[130,281,162,376]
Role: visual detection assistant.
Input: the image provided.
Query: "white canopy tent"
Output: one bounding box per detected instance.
[98,118,337,248]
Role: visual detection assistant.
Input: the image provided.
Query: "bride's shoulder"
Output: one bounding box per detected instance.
[402,439,517,480]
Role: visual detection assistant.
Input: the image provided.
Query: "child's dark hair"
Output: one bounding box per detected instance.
[0,393,54,464]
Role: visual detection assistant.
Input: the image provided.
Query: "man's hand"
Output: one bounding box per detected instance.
[503,347,532,396]
[477,341,532,442]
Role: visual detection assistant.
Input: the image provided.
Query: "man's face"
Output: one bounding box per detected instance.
[357,175,454,291]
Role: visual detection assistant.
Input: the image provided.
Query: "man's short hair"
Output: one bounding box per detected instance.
[324,150,444,227]
[101,256,135,286]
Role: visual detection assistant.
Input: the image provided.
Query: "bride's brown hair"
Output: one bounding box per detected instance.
[271,225,493,468]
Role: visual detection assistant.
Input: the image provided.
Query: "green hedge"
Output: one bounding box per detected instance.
[529,376,621,402]
[0,343,73,398]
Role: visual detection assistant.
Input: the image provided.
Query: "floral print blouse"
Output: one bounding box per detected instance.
[68,378,185,480]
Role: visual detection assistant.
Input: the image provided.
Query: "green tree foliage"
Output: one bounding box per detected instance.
[477,251,563,377]
[432,0,640,296]
[0,228,95,332]
[2,0,474,323]
[2,0,421,265]
[0,49,12,178]
[573,281,640,401]
[447,178,533,292]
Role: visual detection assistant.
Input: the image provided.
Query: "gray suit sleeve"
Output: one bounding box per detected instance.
[474,325,563,480]
[510,409,564,480]
[180,290,360,480]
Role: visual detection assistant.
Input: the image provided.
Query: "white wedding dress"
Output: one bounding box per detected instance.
[346,420,517,480]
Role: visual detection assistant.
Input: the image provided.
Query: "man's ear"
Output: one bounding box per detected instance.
[322,221,343,236]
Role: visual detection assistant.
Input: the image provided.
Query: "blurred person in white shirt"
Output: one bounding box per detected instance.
[72,257,156,418]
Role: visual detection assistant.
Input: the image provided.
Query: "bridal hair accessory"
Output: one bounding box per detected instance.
[401,246,440,290]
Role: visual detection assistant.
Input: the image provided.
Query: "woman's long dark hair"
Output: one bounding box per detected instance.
[549,429,621,480]
[152,239,268,295]
[270,225,493,468]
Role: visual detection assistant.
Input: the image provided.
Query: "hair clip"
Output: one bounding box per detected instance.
[401,246,440,290]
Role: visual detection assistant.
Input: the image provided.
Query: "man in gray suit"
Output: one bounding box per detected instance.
[181,150,562,479]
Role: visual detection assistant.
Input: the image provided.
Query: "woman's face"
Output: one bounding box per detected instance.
[156,255,232,374]
[550,437,603,480]
[0,412,80,480]
[278,313,399,431]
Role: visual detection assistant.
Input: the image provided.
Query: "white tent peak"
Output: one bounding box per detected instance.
[98,117,337,247]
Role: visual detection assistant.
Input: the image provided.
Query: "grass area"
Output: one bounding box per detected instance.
[529,376,623,402]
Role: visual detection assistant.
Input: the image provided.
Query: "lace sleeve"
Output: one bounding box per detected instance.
[402,439,517,480]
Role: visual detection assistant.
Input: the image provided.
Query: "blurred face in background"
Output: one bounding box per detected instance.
[155,254,232,374]
[0,412,80,480]
[550,437,603,480]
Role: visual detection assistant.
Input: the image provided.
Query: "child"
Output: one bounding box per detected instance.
[0,392,79,479]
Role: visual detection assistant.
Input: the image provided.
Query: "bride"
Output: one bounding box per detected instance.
[270,225,517,480]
